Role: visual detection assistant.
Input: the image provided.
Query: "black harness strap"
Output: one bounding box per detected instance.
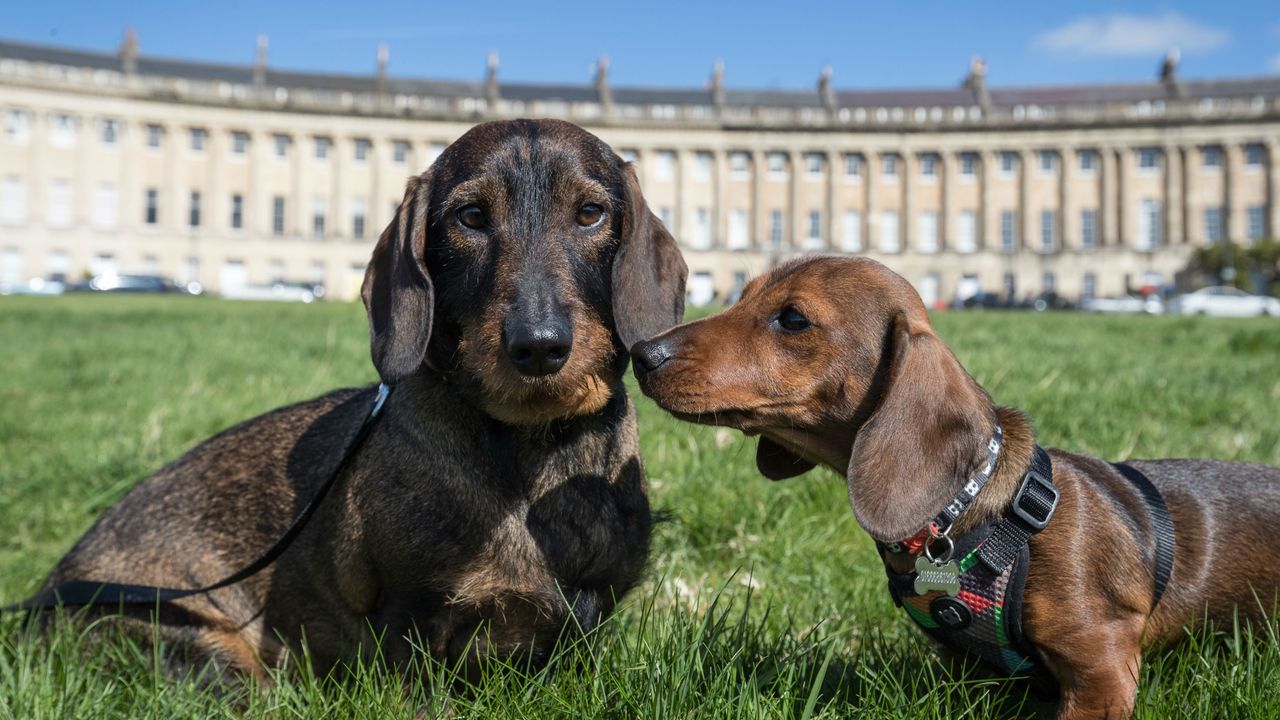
[976,446,1058,574]
[1112,462,1176,609]
[2,384,391,614]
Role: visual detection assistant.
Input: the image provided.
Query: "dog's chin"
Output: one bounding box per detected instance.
[481,373,617,426]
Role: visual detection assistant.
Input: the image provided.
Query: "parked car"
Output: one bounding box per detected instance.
[1027,291,1075,312]
[956,292,1019,310]
[221,282,322,303]
[69,273,199,294]
[1083,294,1164,315]
[1175,286,1280,317]
[0,277,66,296]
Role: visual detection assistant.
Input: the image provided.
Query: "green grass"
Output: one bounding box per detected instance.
[1,295,1278,719]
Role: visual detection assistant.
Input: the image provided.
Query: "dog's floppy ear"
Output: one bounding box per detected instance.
[846,311,996,542]
[361,172,433,385]
[612,162,688,350]
[756,437,817,480]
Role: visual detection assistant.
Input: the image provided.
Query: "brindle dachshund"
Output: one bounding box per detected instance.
[22,119,687,684]
[633,256,1280,720]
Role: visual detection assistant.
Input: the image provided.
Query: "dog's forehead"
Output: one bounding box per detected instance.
[437,120,616,187]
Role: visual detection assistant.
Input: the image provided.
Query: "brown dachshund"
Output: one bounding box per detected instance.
[27,119,687,684]
[633,255,1280,720]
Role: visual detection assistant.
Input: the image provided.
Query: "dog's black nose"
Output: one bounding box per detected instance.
[506,319,574,376]
[630,339,673,375]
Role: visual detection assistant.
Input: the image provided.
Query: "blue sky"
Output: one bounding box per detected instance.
[3,1,1277,90]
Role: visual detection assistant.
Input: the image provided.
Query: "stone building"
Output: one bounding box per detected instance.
[1,36,1278,303]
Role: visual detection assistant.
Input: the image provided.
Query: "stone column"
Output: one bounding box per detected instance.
[369,137,382,244]
[1059,147,1073,252]
[940,150,955,252]
[1163,144,1182,246]
[979,150,994,251]
[331,137,348,241]
[1019,149,1033,251]
[1100,145,1117,248]
[164,122,182,234]
[1224,143,1244,242]
[826,149,839,251]
[1183,145,1199,245]
[1116,148,1130,248]
[674,148,686,243]
[866,151,878,252]
[750,149,764,251]
[206,125,225,238]
[293,133,307,238]
[248,129,266,237]
[712,148,725,249]
[1268,140,1280,241]
[788,149,801,250]
[901,150,914,252]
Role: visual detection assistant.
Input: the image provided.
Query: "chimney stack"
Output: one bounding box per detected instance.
[254,34,268,87]
[710,59,725,110]
[119,27,139,76]
[485,50,500,105]
[964,56,990,110]
[595,55,612,111]
[818,65,835,111]
[1160,49,1184,99]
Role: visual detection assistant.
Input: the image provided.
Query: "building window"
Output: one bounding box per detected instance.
[93,182,118,230]
[917,210,938,253]
[1042,271,1055,293]
[767,152,787,179]
[392,140,409,164]
[956,211,977,253]
[693,151,713,182]
[804,152,824,177]
[727,208,749,249]
[959,153,976,177]
[273,134,290,159]
[844,153,862,179]
[878,211,900,253]
[314,137,332,161]
[427,142,447,164]
[268,259,285,283]
[690,207,711,249]
[1,176,26,225]
[230,131,249,156]
[4,109,31,143]
[230,194,244,231]
[919,153,937,179]
[189,191,202,228]
[312,197,327,238]
[841,210,862,252]
[146,124,163,149]
[653,150,676,181]
[729,151,750,179]
[144,188,158,226]
[50,113,76,148]
[1000,210,1016,252]
[769,209,784,249]
[1245,144,1265,168]
[1002,272,1016,297]
[1204,207,1223,245]
[309,260,326,285]
[806,209,823,249]
[999,151,1016,175]
[1202,146,1222,169]
[1138,198,1161,249]
[1040,210,1056,251]
[881,154,898,179]
[1078,149,1096,173]
[1247,206,1265,243]
[190,128,207,153]
[352,197,367,239]
[1082,272,1097,300]
[354,138,371,162]
[272,196,286,236]
[617,148,638,163]
[1137,147,1161,171]
[658,206,673,230]
[99,118,120,147]
[47,179,72,227]
[1081,209,1097,250]
[1039,150,1056,174]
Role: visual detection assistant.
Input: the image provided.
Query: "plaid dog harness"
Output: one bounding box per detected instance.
[878,429,1060,683]
[878,431,1176,690]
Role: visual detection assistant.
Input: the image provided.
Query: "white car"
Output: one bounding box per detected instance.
[221,282,320,304]
[1177,286,1280,318]
[1084,294,1164,315]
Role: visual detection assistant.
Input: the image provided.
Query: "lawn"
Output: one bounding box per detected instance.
[1,295,1278,719]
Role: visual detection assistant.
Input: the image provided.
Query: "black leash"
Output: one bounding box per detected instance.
[1,384,391,613]
[1113,461,1176,609]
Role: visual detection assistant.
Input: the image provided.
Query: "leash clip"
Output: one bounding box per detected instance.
[923,522,955,565]
[371,383,391,417]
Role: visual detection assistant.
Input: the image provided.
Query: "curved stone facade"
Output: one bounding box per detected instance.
[1,38,1278,303]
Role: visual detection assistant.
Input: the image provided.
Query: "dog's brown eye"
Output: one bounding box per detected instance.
[457,205,487,229]
[776,307,811,333]
[576,203,604,227]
